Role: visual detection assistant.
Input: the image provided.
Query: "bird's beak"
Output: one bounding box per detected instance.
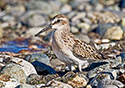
[35,24,52,36]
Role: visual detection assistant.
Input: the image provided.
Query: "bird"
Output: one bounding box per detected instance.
[35,14,103,71]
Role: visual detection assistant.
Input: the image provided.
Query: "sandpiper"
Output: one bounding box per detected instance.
[35,14,103,71]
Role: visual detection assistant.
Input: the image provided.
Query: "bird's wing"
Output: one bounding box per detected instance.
[72,39,103,61]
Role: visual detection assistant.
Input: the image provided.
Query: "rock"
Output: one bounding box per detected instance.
[117,74,125,84]
[0,27,3,38]
[0,78,20,88]
[1,15,15,21]
[59,4,72,14]
[97,79,124,88]
[20,11,48,27]
[72,12,86,22]
[121,18,125,26]
[1,63,27,83]
[71,26,79,33]
[49,0,61,11]
[87,60,110,79]
[16,84,36,88]
[32,61,56,75]
[26,74,41,84]
[119,52,125,62]
[24,27,47,38]
[77,34,90,43]
[104,26,123,40]
[94,42,116,50]
[10,56,37,76]
[27,14,46,27]
[109,56,122,68]
[77,23,90,30]
[68,75,87,87]
[26,1,52,14]
[5,5,25,16]
[45,80,73,88]
[119,0,125,8]
[50,58,65,71]
[25,53,50,65]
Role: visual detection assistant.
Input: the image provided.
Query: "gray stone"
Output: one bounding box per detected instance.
[6,5,25,16]
[20,11,47,27]
[87,60,110,79]
[97,79,124,88]
[1,15,15,21]
[45,80,73,88]
[59,4,72,14]
[25,53,50,65]
[26,1,52,14]
[77,34,90,43]
[28,14,46,27]
[1,63,26,83]
[119,52,125,62]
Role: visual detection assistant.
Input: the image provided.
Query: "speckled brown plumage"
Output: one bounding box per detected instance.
[35,14,103,71]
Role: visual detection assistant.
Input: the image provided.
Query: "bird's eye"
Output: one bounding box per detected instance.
[57,20,60,22]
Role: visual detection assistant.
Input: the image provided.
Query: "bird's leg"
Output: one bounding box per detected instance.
[78,60,89,71]
[68,65,75,71]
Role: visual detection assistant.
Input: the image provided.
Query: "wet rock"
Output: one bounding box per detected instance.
[119,52,125,62]
[97,79,124,88]
[26,1,52,14]
[32,61,56,75]
[16,84,36,88]
[59,4,72,14]
[46,80,73,88]
[119,0,125,8]
[5,5,25,16]
[1,63,27,83]
[104,26,123,40]
[25,53,50,65]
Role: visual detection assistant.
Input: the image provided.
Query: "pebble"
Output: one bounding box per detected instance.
[71,26,79,33]
[97,79,124,88]
[77,34,90,43]
[32,61,56,75]
[0,27,3,38]
[46,80,73,88]
[26,1,52,14]
[68,75,87,88]
[72,12,86,22]
[1,63,27,83]
[77,23,90,30]
[59,4,72,14]
[104,26,123,40]
[25,53,50,65]
[5,5,25,16]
